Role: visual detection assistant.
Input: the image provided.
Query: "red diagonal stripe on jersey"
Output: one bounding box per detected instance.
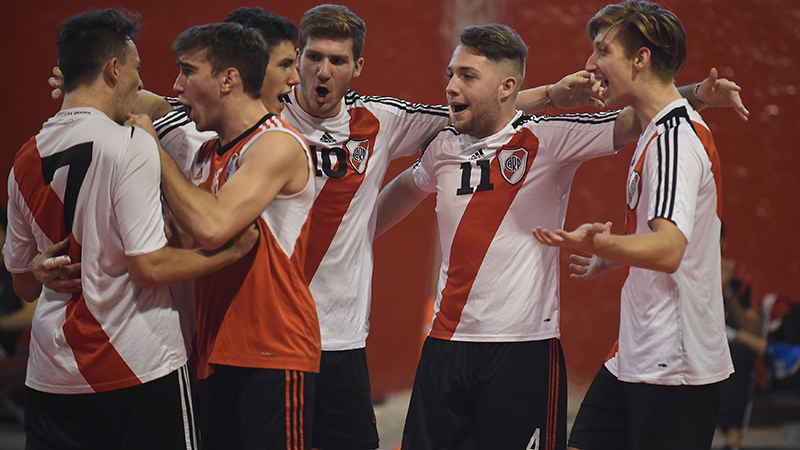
[15,139,138,392]
[14,138,66,243]
[304,108,379,282]
[431,128,539,339]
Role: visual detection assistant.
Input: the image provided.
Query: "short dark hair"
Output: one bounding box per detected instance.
[224,7,298,50]
[173,22,269,99]
[299,4,366,60]
[459,24,528,81]
[56,8,141,93]
[587,0,686,81]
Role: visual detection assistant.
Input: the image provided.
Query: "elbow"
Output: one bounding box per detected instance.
[129,269,159,290]
[656,248,685,274]
[14,285,41,303]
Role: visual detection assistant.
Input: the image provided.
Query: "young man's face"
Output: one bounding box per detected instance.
[296,36,363,118]
[585,26,635,108]
[114,40,143,125]
[261,40,300,115]
[173,48,222,132]
[446,45,504,139]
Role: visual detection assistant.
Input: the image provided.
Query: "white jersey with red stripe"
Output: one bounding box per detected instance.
[281,87,450,350]
[4,108,186,394]
[604,99,733,385]
[413,110,619,342]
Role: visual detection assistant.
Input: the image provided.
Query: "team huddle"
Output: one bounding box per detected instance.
[4,2,749,450]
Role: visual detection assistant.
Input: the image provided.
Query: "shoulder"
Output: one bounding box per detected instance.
[349,90,449,117]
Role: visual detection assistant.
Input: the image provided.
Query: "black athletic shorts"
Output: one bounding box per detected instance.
[199,365,316,450]
[312,348,379,450]
[568,364,721,450]
[25,364,198,450]
[402,337,567,450]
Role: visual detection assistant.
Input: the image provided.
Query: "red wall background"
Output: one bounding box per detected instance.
[2,0,798,397]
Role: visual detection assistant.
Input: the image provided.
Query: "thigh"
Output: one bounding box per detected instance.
[312,349,379,450]
[24,388,98,450]
[625,381,720,450]
[201,365,316,450]
[401,338,474,450]
[96,365,198,450]
[473,339,567,450]
[567,365,631,450]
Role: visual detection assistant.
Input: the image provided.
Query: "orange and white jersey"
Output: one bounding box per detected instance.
[605,99,733,385]
[282,88,450,350]
[4,108,186,394]
[190,113,321,379]
[414,110,618,342]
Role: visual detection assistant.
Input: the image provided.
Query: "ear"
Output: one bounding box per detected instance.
[498,75,517,102]
[353,56,365,79]
[633,46,651,70]
[102,57,121,88]
[220,68,240,94]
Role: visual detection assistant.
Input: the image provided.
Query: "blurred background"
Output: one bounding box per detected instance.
[1,0,798,448]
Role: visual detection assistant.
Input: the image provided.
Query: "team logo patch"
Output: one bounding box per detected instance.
[497,148,528,185]
[225,152,241,180]
[193,156,211,185]
[345,139,370,174]
[628,170,641,210]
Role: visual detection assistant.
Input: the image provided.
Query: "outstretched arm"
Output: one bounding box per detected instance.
[680,68,749,121]
[516,71,605,113]
[533,218,686,274]
[375,167,431,239]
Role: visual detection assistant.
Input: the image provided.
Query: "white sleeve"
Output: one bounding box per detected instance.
[113,128,168,257]
[645,129,705,242]
[412,140,439,193]
[369,99,450,160]
[155,109,217,178]
[4,168,40,273]
[537,111,619,164]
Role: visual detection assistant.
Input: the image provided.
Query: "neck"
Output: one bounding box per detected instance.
[61,85,117,123]
[216,95,270,146]
[629,78,682,126]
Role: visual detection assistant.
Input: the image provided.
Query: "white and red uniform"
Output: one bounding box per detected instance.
[605,99,733,385]
[154,98,217,178]
[190,113,320,379]
[413,110,619,342]
[282,88,450,350]
[4,108,186,394]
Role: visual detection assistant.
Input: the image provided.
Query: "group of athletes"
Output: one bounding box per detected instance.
[4,1,751,450]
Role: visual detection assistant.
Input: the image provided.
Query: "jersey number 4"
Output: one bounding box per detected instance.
[40,142,93,234]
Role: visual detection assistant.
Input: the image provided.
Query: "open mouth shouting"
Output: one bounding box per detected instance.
[315,85,331,103]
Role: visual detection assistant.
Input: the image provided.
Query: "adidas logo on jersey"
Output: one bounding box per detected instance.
[468,149,484,160]
[320,131,337,144]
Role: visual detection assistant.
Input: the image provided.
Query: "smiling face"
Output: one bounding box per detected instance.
[113,39,143,124]
[446,45,506,139]
[585,26,636,109]
[173,48,223,132]
[261,40,300,114]
[296,36,363,118]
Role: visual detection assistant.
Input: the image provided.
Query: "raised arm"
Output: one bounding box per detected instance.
[375,166,431,239]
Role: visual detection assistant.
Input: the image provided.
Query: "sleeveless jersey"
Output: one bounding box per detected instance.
[605,99,733,385]
[190,114,320,379]
[413,110,619,342]
[4,108,185,394]
[281,88,450,350]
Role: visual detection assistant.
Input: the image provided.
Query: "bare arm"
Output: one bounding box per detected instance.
[126,113,309,250]
[375,167,431,238]
[133,90,173,121]
[533,218,687,274]
[515,71,605,113]
[127,224,258,289]
[11,272,42,303]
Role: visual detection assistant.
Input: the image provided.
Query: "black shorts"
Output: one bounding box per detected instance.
[25,364,198,450]
[312,348,379,450]
[568,365,721,450]
[198,365,316,450]
[402,337,567,450]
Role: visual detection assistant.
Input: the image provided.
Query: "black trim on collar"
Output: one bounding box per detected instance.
[217,113,274,157]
